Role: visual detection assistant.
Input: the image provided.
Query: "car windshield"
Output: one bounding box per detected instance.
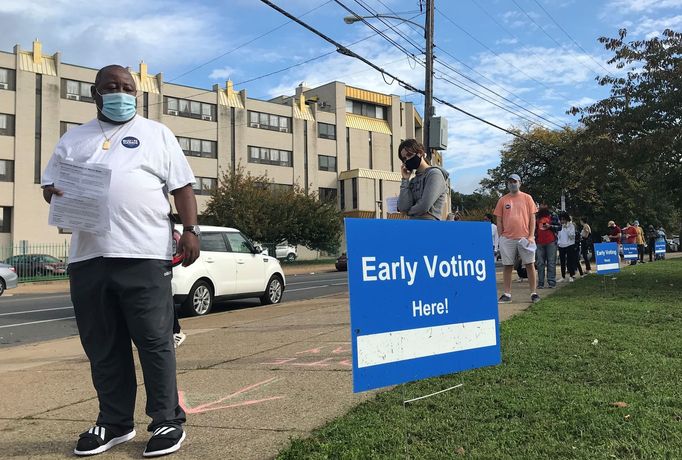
[41,255,62,263]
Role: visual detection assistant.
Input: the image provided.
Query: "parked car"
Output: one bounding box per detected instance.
[335,253,348,272]
[4,254,67,278]
[172,225,286,316]
[0,263,18,296]
[275,244,298,262]
[668,236,679,252]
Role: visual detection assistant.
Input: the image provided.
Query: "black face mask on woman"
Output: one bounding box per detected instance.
[404,153,422,171]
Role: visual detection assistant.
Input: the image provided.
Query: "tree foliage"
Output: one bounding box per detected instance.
[482,28,681,235]
[202,166,343,253]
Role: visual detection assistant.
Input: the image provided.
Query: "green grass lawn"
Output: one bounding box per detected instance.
[278,259,682,459]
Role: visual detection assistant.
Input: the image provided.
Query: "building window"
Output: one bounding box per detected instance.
[0,68,15,91]
[165,96,216,121]
[0,113,15,136]
[177,136,217,158]
[60,121,81,136]
[318,155,337,172]
[61,79,94,102]
[0,160,14,182]
[319,187,337,202]
[346,100,387,119]
[192,177,217,195]
[339,180,345,210]
[248,110,291,133]
[0,207,11,233]
[352,178,358,209]
[269,183,293,193]
[318,122,336,140]
[248,146,293,167]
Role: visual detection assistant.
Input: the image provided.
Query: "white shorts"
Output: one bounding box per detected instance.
[499,236,536,266]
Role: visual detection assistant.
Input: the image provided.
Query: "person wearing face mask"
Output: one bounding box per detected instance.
[397,139,449,220]
[535,203,560,288]
[494,174,540,304]
[557,212,578,282]
[41,65,199,458]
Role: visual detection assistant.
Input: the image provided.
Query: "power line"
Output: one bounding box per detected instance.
[509,0,605,77]
[352,0,425,53]
[259,0,563,154]
[435,7,555,92]
[433,56,566,129]
[336,0,563,129]
[165,0,333,85]
[530,0,613,76]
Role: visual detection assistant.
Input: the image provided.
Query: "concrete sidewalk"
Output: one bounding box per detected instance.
[0,271,553,459]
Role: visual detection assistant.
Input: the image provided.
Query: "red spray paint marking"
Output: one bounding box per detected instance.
[296,347,324,355]
[338,359,352,367]
[292,357,335,367]
[261,358,298,365]
[332,346,351,354]
[178,377,283,414]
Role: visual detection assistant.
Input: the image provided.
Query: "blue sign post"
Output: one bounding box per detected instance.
[622,244,638,261]
[346,219,501,393]
[594,242,620,275]
[655,241,666,255]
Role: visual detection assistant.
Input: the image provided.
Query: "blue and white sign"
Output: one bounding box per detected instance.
[594,242,620,275]
[622,244,638,260]
[655,241,666,255]
[346,219,501,393]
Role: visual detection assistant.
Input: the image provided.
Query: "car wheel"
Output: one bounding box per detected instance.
[0,279,5,296]
[260,275,283,305]
[183,280,213,316]
[285,253,296,262]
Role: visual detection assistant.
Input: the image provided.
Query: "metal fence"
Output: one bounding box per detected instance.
[0,242,70,282]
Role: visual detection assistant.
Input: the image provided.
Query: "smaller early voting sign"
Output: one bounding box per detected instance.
[622,244,638,261]
[655,241,666,255]
[346,219,501,393]
[594,242,620,275]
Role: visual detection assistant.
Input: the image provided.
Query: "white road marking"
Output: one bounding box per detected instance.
[0,306,73,317]
[0,316,76,329]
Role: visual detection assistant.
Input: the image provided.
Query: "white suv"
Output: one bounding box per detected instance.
[172,225,286,316]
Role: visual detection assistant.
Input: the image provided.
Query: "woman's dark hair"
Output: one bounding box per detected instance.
[580,217,589,224]
[559,211,571,221]
[537,206,550,217]
[484,213,494,221]
[397,139,426,161]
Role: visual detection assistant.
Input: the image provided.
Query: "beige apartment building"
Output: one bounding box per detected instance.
[0,41,444,251]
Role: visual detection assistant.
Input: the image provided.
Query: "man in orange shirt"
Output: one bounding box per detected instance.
[494,174,539,304]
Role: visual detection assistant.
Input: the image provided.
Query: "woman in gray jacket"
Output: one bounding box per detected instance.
[397,139,449,220]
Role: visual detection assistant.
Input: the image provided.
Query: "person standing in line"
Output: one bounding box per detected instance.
[534,204,560,289]
[656,226,667,260]
[493,174,540,304]
[633,220,645,263]
[41,65,199,457]
[646,224,658,262]
[579,217,593,273]
[397,139,449,220]
[483,213,499,258]
[573,221,584,276]
[557,212,578,282]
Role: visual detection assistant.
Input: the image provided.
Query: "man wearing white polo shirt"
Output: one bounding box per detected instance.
[41,65,199,458]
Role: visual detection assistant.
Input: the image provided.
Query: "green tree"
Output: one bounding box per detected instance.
[202,167,343,253]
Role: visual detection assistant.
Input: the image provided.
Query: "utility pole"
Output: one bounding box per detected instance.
[423,0,435,161]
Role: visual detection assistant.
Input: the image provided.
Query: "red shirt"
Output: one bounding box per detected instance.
[536,215,556,245]
[625,226,637,244]
[609,225,622,243]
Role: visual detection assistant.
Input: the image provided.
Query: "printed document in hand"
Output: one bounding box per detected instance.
[48,160,112,233]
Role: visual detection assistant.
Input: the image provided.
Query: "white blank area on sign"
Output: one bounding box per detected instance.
[356,319,497,368]
[597,263,620,270]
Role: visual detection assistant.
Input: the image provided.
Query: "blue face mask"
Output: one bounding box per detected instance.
[98,91,137,122]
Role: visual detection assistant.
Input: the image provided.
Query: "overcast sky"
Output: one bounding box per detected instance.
[2,0,680,192]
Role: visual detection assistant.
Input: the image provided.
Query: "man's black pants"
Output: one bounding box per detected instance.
[69,257,186,432]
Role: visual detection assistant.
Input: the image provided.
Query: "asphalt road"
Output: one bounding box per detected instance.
[0,271,348,348]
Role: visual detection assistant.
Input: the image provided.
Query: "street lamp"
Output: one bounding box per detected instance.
[342,2,435,160]
[342,15,426,34]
